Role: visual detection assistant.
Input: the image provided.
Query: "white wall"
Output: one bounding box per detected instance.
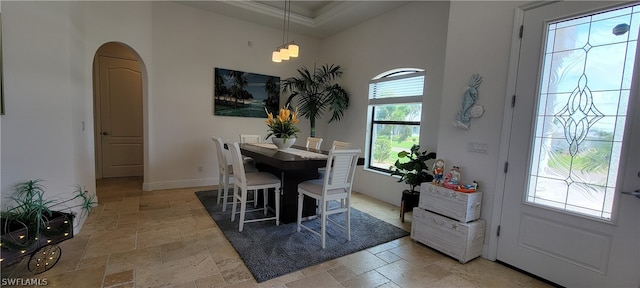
[321,1,450,206]
[1,2,78,208]
[437,1,524,258]
[145,2,320,190]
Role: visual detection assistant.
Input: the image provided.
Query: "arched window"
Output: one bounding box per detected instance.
[366,68,425,173]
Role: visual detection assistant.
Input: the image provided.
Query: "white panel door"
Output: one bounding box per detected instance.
[498,2,640,287]
[98,56,143,178]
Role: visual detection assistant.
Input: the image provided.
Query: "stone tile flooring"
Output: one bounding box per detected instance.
[1,177,552,287]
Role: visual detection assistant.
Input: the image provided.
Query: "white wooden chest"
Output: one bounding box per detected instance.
[419,183,482,223]
[411,208,485,263]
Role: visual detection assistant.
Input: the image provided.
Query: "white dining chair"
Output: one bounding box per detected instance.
[296,148,361,248]
[240,134,261,144]
[306,137,323,150]
[318,140,352,180]
[228,142,281,232]
[212,137,258,211]
[331,140,352,150]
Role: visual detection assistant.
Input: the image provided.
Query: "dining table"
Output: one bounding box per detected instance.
[238,142,364,224]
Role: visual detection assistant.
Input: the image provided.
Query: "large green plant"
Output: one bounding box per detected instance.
[389,145,437,193]
[282,64,349,137]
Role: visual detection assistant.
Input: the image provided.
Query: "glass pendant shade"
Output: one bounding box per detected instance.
[288,44,299,57]
[272,51,281,63]
[279,47,290,60]
[271,0,299,63]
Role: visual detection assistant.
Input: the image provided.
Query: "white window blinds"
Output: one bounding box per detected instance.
[368,71,425,105]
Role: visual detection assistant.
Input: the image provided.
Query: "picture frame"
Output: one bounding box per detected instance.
[214,67,280,118]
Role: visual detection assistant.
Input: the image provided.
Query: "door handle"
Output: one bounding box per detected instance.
[102,131,109,136]
[621,189,640,199]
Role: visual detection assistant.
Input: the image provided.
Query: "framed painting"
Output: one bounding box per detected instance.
[214,67,280,118]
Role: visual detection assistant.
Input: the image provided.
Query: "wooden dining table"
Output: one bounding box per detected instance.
[238,143,364,223]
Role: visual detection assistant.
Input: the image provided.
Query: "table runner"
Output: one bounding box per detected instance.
[249,143,327,159]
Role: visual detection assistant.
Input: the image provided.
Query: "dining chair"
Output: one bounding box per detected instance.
[306,137,323,150]
[331,140,352,150]
[296,148,361,248]
[318,140,352,180]
[239,134,261,175]
[212,137,258,211]
[240,134,261,144]
[228,142,281,232]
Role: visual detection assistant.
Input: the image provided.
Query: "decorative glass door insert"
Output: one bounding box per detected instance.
[528,4,639,220]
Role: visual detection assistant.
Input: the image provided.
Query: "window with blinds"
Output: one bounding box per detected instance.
[367,69,425,173]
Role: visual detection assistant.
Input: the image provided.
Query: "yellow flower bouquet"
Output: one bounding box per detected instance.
[265,105,300,140]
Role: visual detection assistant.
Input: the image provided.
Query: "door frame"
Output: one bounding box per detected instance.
[487,2,532,261]
[92,41,148,182]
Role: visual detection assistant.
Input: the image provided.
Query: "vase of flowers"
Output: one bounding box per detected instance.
[265,105,300,150]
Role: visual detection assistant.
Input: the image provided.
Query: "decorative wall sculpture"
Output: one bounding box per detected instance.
[453,73,484,130]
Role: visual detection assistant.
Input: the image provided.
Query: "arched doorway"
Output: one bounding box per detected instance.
[93,42,144,178]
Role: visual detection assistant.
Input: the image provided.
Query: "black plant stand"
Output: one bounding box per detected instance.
[400,190,420,222]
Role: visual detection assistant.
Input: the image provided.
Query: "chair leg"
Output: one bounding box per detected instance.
[345,198,351,242]
[231,185,238,222]
[296,193,303,232]
[321,200,327,249]
[239,188,247,232]
[275,187,280,226]
[263,189,268,215]
[221,173,230,212]
[217,172,224,205]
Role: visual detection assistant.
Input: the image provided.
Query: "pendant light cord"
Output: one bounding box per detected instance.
[286,0,291,44]
[282,0,287,47]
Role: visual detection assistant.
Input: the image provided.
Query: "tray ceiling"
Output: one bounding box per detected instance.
[176,1,408,38]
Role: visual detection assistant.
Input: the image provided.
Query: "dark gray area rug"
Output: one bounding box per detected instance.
[195,190,409,283]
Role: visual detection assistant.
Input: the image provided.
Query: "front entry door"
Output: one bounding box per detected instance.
[498,2,640,287]
[97,55,143,178]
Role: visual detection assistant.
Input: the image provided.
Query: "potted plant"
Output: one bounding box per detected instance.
[389,145,436,221]
[265,105,300,150]
[281,64,349,137]
[1,179,96,272]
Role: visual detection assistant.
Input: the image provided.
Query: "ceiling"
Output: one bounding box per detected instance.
[177,1,409,39]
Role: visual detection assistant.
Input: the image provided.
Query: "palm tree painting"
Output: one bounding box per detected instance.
[214,67,280,118]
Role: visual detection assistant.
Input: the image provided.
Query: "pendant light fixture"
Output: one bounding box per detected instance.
[272,0,299,63]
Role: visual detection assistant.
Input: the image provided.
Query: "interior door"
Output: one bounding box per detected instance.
[498,2,640,287]
[98,55,143,178]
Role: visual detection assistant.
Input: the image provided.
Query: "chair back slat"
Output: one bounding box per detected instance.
[227,142,246,185]
[323,149,360,194]
[212,137,229,171]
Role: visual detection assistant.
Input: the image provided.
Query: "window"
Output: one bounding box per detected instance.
[526,5,639,219]
[367,69,425,173]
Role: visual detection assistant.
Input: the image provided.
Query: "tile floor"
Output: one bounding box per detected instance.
[1,177,552,287]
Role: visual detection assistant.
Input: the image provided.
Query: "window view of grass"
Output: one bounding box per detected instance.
[371,127,420,170]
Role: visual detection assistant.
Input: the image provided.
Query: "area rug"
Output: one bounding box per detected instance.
[195,190,409,283]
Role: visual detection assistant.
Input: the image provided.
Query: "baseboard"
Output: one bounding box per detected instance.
[142,177,217,191]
